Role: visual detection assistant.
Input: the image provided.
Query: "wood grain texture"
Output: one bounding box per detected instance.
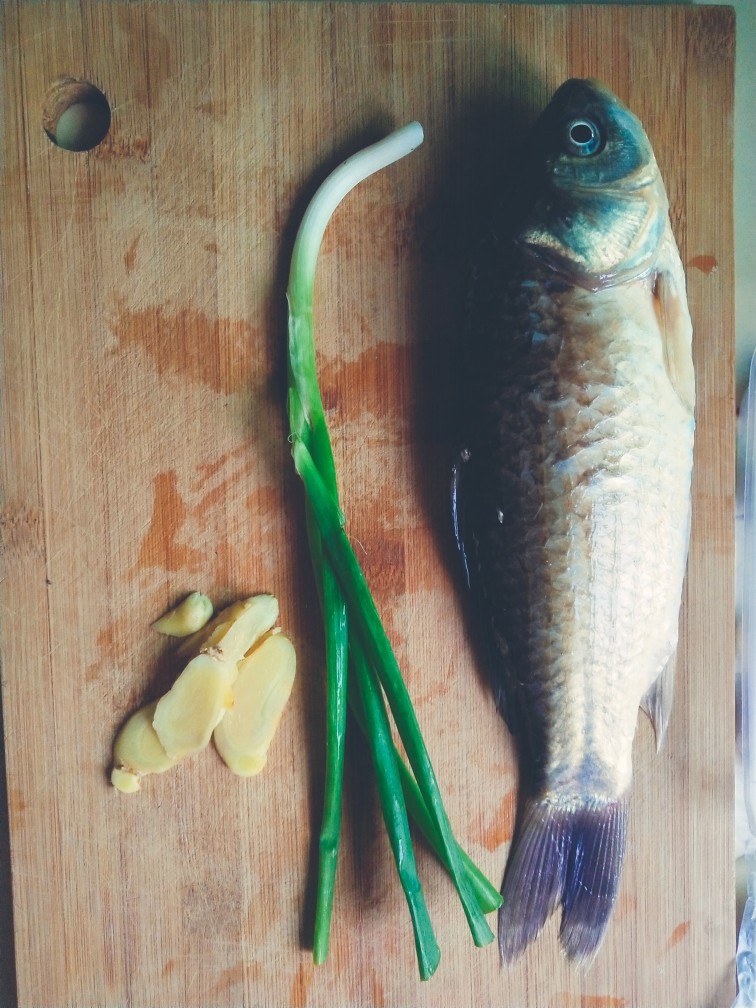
[0,3,734,1007]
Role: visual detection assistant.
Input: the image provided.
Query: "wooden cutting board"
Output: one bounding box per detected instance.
[0,3,735,1006]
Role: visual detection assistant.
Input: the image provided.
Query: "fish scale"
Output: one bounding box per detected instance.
[455,79,695,963]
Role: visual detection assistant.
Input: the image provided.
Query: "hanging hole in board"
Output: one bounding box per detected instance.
[43,77,111,152]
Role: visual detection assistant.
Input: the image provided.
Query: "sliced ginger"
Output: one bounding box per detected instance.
[176,594,279,662]
[111,699,178,792]
[152,591,213,637]
[111,592,291,792]
[213,633,296,776]
[151,652,237,761]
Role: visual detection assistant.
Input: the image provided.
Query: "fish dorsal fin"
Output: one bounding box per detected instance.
[641,651,677,751]
[652,266,695,416]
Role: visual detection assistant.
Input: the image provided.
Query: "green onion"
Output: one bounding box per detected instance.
[286,123,497,978]
[292,437,493,949]
[383,734,501,915]
[348,678,502,915]
[312,563,348,965]
[351,644,441,979]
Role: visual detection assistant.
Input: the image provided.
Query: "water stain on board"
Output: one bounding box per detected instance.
[124,235,140,274]
[137,470,203,573]
[191,444,248,489]
[8,788,27,820]
[365,971,386,1008]
[666,920,690,949]
[318,342,411,430]
[687,254,718,275]
[477,788,517,851]
[557,995,629,1008]
[244,483,283,516]
[85,616,135,683]
[124,446,275,590]
[356,531,406,600]
[211,960,260,995]
[110,302,257,395]
[288,960,315,1008]
[189,469,232,524]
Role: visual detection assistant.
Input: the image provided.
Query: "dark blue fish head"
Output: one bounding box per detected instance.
[530,79,655,189]
[517,80,668,289]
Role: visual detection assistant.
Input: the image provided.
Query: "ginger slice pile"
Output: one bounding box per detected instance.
[110,593,296,792]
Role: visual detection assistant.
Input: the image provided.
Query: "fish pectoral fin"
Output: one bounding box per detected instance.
[652,268,695,415]
[640,650,677,751]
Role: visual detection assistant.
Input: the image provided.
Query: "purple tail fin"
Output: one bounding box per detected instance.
[498,797,628,963]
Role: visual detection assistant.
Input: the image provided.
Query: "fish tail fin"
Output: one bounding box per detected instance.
[559,799,629,961]
[497,800,567,962]
[498,796,629,964]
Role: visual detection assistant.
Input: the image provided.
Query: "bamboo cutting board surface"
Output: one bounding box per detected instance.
[0,4,734,1007]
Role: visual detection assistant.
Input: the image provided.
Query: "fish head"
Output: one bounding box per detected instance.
[517,79,668,289]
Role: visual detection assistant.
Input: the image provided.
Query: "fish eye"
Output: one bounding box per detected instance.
[564,118,602,156]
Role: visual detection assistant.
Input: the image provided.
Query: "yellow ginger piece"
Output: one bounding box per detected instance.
[152,652,237,761]
[110,699,178,792]
[213,633,296,776]
[176,594,279,662]
[152,591,213,637]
